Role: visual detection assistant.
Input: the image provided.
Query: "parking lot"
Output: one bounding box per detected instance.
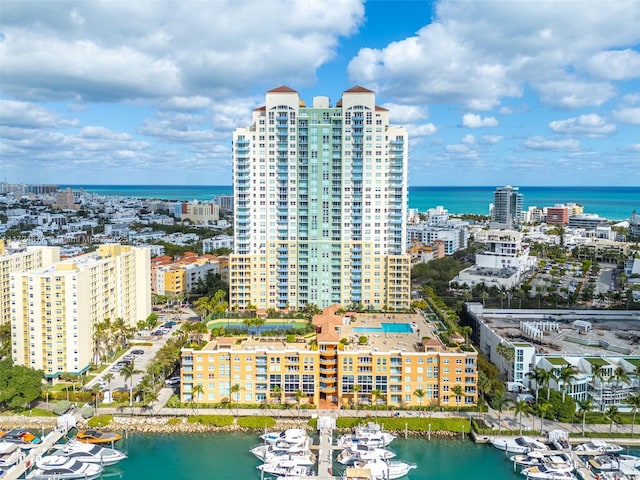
[84,311,192,400]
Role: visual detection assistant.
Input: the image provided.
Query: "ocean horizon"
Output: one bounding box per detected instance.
[64,184,639,221]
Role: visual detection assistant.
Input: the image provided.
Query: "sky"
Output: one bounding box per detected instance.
[1,0,639,187]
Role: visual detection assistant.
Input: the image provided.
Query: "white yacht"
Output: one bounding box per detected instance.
[0,441,24,468]
[337,444,396,466]
[589,453,640,471]
[257,459,313,477]
[337,423,396,449]
[353,457,417,480]
[574,440,624,454]
[491,436,549,454]
[51,440,127,466]
[511,451,574,472]
[520,464,578,479]
[28,456,103,480]
[261,428,309,445]
[251,437,315,465]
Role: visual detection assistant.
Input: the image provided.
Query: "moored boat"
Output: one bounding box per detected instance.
[491,436,549,454]
[28,456,103,480]
[574,440,624,455]
[51,439,127,466]
[257,459,313,477]
[0,441,25,467]
[520,464,578,479]
[75,429,122,444]
[511,451,574,472]
[589,453,640,471]
[337,444,396,466]
[353,457,417,480]
[337,423,396,449]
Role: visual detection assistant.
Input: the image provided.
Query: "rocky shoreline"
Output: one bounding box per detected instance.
[0,414,463,438]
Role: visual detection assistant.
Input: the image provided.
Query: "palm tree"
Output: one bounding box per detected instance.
[119,362,142,409]
[626,392,640,436]
[353,385,362,413]
[103,372,114,393]
[491,391,511,433]
[192,384,205,415]
[591,365,606,408]
[612,366,630,404]
[91,384,101,414]
[537,402,552,433]
[230,384,242,417]
[452,385,463,412]
[294,389,304,419]
[496,343,515,381]
[605,405,620,433]
[576,398,594,436]
[511,400,530,435]
[527,367,550,401]
[558,365,577,402]
[41,382,51,410]
[413,388,425,416]
[371,388,382,417]
[271,385,282,416]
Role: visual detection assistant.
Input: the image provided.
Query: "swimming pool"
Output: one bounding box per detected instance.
[353,323,414,334]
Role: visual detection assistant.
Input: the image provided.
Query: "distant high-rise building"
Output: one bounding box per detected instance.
[229,86,411,311]
[490,185,522,229]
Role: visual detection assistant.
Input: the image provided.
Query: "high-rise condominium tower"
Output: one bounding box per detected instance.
[491,185,522,229]
[229,86,411,311]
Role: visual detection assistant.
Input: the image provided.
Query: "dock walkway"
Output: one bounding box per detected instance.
[3,413,79,480]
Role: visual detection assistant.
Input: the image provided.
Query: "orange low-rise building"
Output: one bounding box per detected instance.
[180,306,478,410]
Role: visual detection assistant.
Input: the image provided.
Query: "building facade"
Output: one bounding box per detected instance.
[229,86,411,311]
[0,241,60,325]
[490,185,522,229]
[181,308,477,409]
[10,244,151,378]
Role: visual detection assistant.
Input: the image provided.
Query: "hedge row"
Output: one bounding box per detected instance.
[187,415,234,426]
[334,417,471,433]
[237,416,276,429]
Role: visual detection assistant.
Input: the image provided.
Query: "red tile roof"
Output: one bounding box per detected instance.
[375,105,388,111]
[344,85,374,93]
[268,85,298,93]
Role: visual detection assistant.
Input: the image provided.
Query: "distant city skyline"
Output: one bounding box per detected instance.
[1,0,639,186]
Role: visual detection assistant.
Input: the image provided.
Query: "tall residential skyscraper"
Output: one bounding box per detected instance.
[490,185,522,229]
[230,86,411,311]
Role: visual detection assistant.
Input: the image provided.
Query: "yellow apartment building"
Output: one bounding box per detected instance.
[10,244,151,378]
[0,241,60,325]
[181,307,477,409]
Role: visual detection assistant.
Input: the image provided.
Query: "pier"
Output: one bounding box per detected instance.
[317,411,337,480]
[3,413,79,480]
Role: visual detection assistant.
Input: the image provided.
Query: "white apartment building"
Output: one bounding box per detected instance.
[230,86,411,310]
[10,244,151,378]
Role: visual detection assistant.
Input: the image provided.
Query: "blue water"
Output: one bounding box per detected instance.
[64,184,640,221]
[110,433,640,480]
[354,323,414,334]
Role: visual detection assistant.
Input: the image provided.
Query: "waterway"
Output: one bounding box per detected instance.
[105,432,639,480]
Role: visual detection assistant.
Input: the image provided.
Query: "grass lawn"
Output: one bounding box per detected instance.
[207,318,308,329]
[0,408,56,417]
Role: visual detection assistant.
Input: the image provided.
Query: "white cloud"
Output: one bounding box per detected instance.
[159,96,212,111]
[626,144,640,152]
[445,144,471,154]
[548,114,616,135]
[462,113,498,128]
[461,134,476,144]
[348,0,640,109]
[524,136,580,151]
[584,49,640,80]
[406,123,437,137]
[612,107,640,125]
[382,103,429,124]
[0,100,78,128]
[0,0,366,101]
[481,135,503,144]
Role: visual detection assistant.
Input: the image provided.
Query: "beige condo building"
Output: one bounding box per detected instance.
[0,240,60,325]
[181,308,477,409]
[10,244,151,378]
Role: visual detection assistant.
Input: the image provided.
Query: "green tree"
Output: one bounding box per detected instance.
[230,384,242,417]
[511,399,531,435]
[353,384,362,412]
[527,367,550,401]
[490,391,511,433]
[627,392,640,436]
[371,388,383,415]
[452,385,463,412]
[0,359,43,411]
[271,385,282,414]
[558,365,577,402]
[605,405,620,433]
[576,398,594,437]
[119,362,142,409]
[537,401,553,433]
[295,389,304,419]
[496,343,515,381]
[192,384,205,415]
[414,388,425,416]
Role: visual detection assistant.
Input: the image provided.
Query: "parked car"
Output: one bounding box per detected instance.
[165,376,180,386]
[131,349,145,355]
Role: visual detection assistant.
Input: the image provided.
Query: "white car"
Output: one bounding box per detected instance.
[165,377,180,386]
